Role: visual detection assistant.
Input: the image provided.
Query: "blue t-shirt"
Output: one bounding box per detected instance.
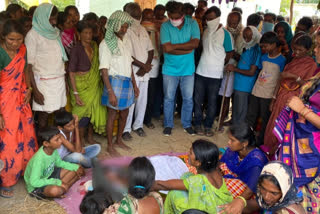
[234,44,261,93]
[160,17,200,76]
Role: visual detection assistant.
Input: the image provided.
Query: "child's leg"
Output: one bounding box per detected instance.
[87,123,98,145]
[257,98,272,146]
[115,109,131,151]
[246,95,259,128]
[43,185,65,198]
[60,168,82,190]
[106,107,120,156]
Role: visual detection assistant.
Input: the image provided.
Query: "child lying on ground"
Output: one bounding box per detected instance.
[55,111,101,168]
[24,127,85,199]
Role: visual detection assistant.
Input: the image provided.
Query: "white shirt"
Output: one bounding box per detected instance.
[99,36,133,78]
[196,27,231,79]
[57,130,72,159]
[126,23,154,81]
[25,29,65,79]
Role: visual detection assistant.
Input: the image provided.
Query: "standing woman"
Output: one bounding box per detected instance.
[68,20,107,145]
[0,20,38,198]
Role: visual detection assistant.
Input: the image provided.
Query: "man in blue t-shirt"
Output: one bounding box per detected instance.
[160,1,200,136]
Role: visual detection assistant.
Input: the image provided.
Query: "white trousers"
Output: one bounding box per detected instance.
[124,80,149,133]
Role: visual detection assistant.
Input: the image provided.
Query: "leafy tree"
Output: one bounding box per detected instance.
[51,0,75,11]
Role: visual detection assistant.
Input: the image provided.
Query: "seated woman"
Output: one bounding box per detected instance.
[243,161,305,214]
[105,157,163,214]
[218,123,268,213]
[154,140,233,214]
[272,31,320,214]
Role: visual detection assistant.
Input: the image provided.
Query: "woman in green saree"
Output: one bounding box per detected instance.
[68,20,107,145]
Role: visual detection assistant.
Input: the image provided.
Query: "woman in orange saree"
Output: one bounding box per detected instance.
[0,20,37,198]
[263,33,317,157]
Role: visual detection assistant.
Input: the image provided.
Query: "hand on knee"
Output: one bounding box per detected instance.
[76,166,85,177]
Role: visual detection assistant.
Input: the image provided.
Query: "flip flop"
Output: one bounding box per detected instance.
[0,186,13,198]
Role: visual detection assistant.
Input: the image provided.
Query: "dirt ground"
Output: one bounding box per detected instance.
[0,117,229,214]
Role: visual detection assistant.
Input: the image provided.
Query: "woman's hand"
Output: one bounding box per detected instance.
[24,88,32,104]
[287,96,305,113]
[75,94,85,106]
[33,89,45,105]
[108,90,118,107]
[218,198,246,214]
[0,114,5,130]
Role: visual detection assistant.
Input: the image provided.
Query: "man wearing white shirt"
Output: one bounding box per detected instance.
[122,3,154,141]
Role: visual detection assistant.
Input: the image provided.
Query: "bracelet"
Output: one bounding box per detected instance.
[296,76,301,82]
[236,196,247,207]
[304,110,313,118]
[73,91,79,95]
[28,87,33,91]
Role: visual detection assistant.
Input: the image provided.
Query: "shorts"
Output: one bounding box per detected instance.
[29,167,61,200]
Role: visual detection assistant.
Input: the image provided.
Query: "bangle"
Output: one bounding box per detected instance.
[28,87,33,91]
[296,76,301,82]
[236,196,247,207]
[304,110,313,118]
[73,91,79,95]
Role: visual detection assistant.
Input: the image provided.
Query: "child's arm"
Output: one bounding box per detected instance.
[226,64,258,76]
[153,179,187,191]
[54,150,80,172]
[61,136,76,153]
[73,115,82,153]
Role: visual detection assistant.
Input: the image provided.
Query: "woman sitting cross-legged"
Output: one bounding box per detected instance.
[153,140,233,214]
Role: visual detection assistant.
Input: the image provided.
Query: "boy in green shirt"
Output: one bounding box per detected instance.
[24,127,85,199]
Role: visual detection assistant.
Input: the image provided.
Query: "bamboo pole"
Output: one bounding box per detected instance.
[289,0,294,25]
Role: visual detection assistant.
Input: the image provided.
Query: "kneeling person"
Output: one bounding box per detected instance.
[24,127,85,199]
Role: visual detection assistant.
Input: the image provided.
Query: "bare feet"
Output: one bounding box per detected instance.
[114,139,132,151]
[107,147,121,157]
[87,137,98,145]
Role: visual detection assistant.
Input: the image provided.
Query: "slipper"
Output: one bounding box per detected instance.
[0,186,13,198]
[133,128,146,137]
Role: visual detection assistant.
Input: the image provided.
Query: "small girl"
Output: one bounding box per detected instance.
[153,140,233,214]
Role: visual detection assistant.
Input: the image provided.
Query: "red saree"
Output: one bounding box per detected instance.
[0,44,38,187]
[263,56,317,155]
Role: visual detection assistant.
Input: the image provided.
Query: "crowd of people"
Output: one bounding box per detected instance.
[0,0,319,213]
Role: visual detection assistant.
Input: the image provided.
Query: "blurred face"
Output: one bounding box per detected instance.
[63,119,75,132]
[275,26,285,40]
[243,27,253,43]
[228,13,240,29]
[185,8,194,17]
[49,13,58,27]
[258,179,282,206]
[12,9,23,20]
[292,44,308,58]
[99,17,107,28]
[295,23,308,33]
[63,16,73,30]
[227,132,244,152]
[205,12,217,22]
[314,35,320,63]
[260,43,276,54]
[80,28,93,44]
[264,15,275,24]
[23,20,32,35]
[143,11,154,22]
[68,8,80,27]
[116,23,129,38]
[155,9,165,20]
[48,134,63,149]
[131,8,142,20]
[3,32,24,51]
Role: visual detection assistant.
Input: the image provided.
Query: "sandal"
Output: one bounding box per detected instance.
[145,123,155,129]
[133,128,146,137]
[0,186,13,198]
[204,128,214,137]
[122,132,133,141]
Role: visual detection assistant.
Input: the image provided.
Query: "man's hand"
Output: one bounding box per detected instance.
[136,68,147,77]
[225,64,236,72]
[33,89,45,105]
[108,90,118,107]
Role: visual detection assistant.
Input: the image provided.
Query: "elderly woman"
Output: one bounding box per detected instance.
[99,11,139,157]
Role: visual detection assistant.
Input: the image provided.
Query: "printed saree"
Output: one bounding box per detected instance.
[0,44,38,187]
[70,42,107,134]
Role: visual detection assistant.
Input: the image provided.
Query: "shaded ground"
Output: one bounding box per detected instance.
[0,117,229,214]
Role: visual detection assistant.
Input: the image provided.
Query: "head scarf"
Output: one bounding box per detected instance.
[243,25,261,50]
[104,10,133,55]
[256,161,303,212]
[274,21,293,44]
[32,3,68,61]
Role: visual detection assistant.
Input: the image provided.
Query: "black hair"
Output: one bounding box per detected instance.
[38,126,60,145]
[264,12,276,22]
[128,157,155,199]
[51,6,59,17]
[294,33,312,50]
[232,7,243,15]
[183,3,195,15]
[83,12,99,22]
[198,0,208,7]
[247,13,263,27]
[76,20,94,33]
[165,1,184,15]
[2,19,24,37]
[258,174,281,190]
[192,140,219,173]
[79,190,114,214]
[6,4,22,17]
[228,11,241,23]
[154,4,166,12]
[99,16,107,21]
[229,122,257,147]
[297,16,313,32]
[182,209,209,214]
[142,8,153,19]
[64,5,79,15]
[205,6,221,18]
[260,31,281,47]
[19,16,32,25]
[57,12,69,27]
[54,111,74,127]
[276,15,285,22]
